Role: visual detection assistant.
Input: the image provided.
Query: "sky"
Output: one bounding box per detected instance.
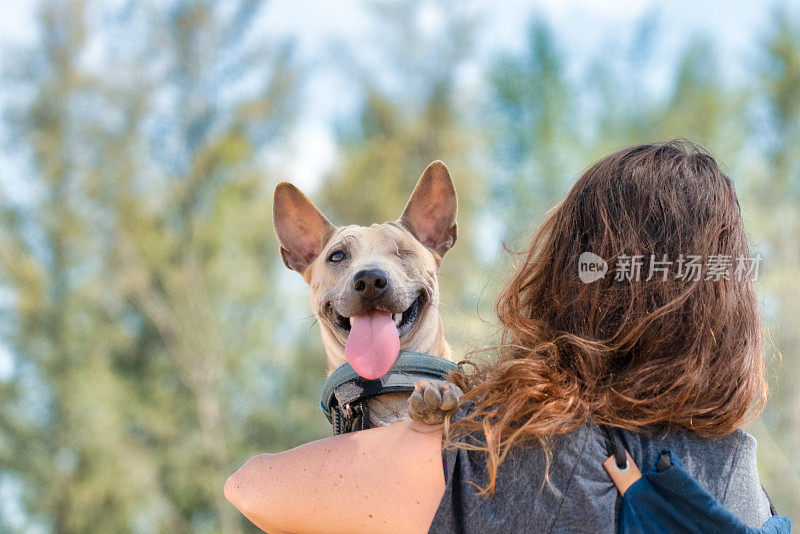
[0,0,786,192]
[255,0,779,190]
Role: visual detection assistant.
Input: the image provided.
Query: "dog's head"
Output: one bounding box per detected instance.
[273,161,457,378]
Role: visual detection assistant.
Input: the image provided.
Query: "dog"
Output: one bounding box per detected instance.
[272,161,462,427]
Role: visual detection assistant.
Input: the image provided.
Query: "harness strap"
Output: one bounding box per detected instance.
[321,351,458,434]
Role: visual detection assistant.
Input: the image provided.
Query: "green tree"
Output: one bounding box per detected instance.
[745,10,800,517]
[0,0,323,531]
[488,21,580,244]
[320,0,493,356]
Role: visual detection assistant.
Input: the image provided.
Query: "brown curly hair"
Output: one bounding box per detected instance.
[446,141,767,495]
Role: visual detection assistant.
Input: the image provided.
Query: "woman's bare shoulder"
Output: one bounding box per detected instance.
[224,420,445,533]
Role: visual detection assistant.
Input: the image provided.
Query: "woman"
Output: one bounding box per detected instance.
[225,142,774,533]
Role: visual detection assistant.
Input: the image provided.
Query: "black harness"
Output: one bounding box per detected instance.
[320,351,458,435]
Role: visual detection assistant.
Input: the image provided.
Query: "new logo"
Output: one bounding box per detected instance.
[578,252,608,283]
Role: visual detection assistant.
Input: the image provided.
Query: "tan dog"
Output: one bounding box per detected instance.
[273,161,461,426]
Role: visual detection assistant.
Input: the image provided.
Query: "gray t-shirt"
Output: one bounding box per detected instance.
[429,407,772,533]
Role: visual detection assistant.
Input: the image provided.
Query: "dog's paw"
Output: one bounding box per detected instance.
[408,379,464,425]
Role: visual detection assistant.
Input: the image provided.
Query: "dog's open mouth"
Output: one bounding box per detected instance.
[332,292,426,338]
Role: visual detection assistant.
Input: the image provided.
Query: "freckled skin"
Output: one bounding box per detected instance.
[224,419,446,533]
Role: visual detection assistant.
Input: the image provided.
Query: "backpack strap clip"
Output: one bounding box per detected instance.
[600,425,643,496]
[603,450,642,496]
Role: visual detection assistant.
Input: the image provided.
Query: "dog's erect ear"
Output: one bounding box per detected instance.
[399,161,458,257]
[273,182,335,274]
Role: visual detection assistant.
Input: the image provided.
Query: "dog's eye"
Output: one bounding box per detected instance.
[328,250,346,263]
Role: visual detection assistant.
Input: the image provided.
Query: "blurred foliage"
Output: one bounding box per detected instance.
[320,1,491,355]
[0,0,797,531]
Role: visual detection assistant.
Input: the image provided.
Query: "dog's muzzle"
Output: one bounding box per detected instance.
[320,351,459,434]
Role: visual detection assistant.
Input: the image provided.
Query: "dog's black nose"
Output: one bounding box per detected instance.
[352,269,389,297]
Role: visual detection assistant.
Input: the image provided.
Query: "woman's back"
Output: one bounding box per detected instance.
[435,142,777,533]
[430,406,771,533]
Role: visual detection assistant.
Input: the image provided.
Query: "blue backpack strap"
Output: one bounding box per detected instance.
[599,427,791,533]
[612,448,791,533]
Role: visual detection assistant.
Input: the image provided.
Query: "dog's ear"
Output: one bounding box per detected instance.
[399,161,458,257]
[273,182,335,274]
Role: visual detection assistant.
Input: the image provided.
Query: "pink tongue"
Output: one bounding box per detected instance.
[345,312,400,379]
